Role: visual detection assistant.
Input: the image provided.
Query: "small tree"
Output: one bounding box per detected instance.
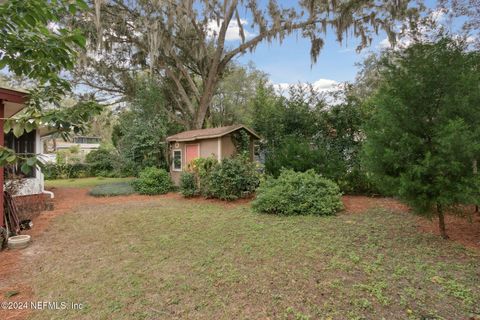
[362,37,480,239]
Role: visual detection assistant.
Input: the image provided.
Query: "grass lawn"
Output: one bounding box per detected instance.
[27,199,479,320]
[45,177,134,189]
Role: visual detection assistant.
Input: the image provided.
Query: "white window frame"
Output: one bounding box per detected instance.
[172,149,182,171]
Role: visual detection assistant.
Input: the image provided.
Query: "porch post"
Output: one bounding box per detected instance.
[0,100,4,227]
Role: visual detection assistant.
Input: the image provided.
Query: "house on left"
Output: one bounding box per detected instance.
[0,86,54,228]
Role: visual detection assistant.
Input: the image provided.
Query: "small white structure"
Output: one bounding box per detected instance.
[5,127,53,197]
[41,135,101,160]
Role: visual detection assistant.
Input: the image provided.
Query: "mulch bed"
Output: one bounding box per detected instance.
[342,195,480,251]
[1,190,479,320]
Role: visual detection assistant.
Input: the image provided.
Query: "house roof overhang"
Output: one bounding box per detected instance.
[0,86,28,118]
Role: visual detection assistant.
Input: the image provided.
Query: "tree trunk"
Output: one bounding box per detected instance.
[437,204,449,239]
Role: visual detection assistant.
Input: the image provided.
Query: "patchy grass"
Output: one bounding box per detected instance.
[45,177,134,189]
[89,182,135,197]
[27,200,480,320]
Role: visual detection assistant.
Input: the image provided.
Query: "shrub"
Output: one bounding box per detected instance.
[188,157,217,195]
[252,169,343,215]
[202,156,259,201]
[85,148,116,176]
[42,163,59,180]
[132,167,172,195]
[43,163,90,179]
[89,182,135,197]
[179,172,197,197]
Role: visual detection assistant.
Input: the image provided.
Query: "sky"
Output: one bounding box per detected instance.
[3,0,469,96]
[214,0,442,91]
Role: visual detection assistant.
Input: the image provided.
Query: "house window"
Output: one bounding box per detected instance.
[73,137,101,144]
[4,130,36,178]
[173,150,182,171]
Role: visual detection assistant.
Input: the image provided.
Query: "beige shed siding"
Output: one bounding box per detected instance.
[169,141,185,186]
[221,134,236,159]
[168,129,258,186]
[199,138,218,159]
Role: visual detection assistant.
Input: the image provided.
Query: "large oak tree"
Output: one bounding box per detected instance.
[75,0,423,129]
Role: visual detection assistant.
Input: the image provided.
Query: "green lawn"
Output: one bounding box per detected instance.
[27,199,480,320]
[45,177,135,189]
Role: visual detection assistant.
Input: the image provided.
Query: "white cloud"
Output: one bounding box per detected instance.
[207,18,254,41]
[272,78,340,95]
[313,78,338,90]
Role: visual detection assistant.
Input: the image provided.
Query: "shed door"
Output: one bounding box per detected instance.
[185,144,199,165]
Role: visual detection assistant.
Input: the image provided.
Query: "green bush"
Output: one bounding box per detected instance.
[132,167,172,195]
[252,169,343,216]
[188,157,218,195]
[42,163,59,180]
[89,182,135,197]
[179,172,197,197]
[202,156,259,201]
[43,163,90,180]
[85,148,116,176]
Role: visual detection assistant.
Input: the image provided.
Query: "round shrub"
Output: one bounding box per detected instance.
[179,171,197,197]
[203,156,260,201]
[132,167,172,195]
[252,169,343,215]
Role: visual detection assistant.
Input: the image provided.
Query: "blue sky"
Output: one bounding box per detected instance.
[236,30,379,85]
[229,4,394,88]
[224,0,441,88]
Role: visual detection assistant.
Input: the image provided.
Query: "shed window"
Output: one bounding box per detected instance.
[173,150,182,171]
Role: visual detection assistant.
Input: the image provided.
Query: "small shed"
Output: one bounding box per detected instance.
[166,124,260,185]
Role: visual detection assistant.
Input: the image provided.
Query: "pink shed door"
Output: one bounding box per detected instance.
[185,144,199,165]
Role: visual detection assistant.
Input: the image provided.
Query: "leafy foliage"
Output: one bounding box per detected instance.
[132,167,172,195]
[0,0,86,89]
[252,83,374,194]
[112,78,183,175]
[252,169,343,216]
[201,156,260,201]
[187,157,218,195]
[0,0,101,172]
[43,163,90,180]
[76,0,421,128]
[182,156,259,200]
[362,38,480,237]
[179,172,197,197]
[85,147,117,176]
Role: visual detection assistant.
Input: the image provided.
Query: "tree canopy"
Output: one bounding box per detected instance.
[0,0,102,172]
[75,0,423,129]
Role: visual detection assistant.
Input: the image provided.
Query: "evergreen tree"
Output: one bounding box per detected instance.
[363,38,480,238]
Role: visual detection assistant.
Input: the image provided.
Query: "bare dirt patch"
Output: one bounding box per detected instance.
[415,207,480,251]
[342,195,409,214]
